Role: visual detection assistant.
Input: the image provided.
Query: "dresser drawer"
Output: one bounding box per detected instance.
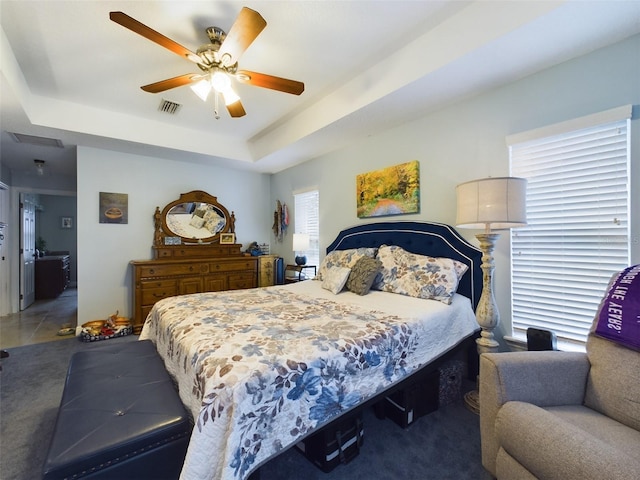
[210,260,257,273]
[228,274,257,290]
[139,263,208,278]
[141,280,178,305]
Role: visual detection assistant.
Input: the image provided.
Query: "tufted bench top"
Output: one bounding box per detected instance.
[43,339,192,480]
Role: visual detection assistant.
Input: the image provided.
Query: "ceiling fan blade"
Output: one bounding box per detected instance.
[236,70,304,95]
[141,74,204,93]
[226,100,246,118]
[217,7,267,66]
[110,11,201,64]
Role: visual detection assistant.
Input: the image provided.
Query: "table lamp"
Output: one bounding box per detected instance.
[293,233,310,266]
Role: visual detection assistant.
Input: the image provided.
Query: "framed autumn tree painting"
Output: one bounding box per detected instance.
[356,160,420,218]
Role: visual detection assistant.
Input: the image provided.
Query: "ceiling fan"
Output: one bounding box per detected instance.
[109,7,304,118]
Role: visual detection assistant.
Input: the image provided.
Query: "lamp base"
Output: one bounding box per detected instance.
[475,232,501,355]
[295,256,307,266]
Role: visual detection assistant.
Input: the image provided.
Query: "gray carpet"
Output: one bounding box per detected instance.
[0,336,492,480]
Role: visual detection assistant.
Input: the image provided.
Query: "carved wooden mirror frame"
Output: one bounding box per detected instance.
[154,190,235,247]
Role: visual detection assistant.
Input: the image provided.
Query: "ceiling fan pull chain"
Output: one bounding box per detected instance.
[214,92,221,120]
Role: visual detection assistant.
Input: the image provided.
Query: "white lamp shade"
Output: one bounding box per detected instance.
[190,79,211,102]
[456,177,527,230]
[292,233,310,251]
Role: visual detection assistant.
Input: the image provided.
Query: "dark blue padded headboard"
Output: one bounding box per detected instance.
[326,221,483,311]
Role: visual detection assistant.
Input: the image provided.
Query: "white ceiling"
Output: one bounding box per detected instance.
[2,1,640,180]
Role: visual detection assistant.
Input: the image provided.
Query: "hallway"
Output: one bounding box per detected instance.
[0,288,77,349]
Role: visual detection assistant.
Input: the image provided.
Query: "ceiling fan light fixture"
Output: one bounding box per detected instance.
[211,71,231,92]
[190,79,211,102]
[34,159,45,176]
[222,87,240,106]
[210,71,240,106]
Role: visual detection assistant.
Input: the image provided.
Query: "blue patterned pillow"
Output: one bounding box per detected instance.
[372,245,461,304]
[316,247,378,281]
[321,266,351,294]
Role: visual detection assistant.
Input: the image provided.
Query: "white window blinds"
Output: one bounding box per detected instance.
[294,189,320,268]
[509,109,630,348]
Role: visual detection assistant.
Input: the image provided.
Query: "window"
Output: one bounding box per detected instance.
[508,106,631,349]
[294,189,319,268]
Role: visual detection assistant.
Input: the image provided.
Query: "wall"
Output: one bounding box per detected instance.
[270,34,640,346]
[76,147,271,324]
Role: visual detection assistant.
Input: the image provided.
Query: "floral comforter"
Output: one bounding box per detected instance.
[139,281,478,480]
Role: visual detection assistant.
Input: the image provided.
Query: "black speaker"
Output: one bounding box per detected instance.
[274,257,284,285]
[527,328,557,351]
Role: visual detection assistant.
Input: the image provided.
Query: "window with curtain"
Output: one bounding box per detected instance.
[508,106,631,349]
[294,189,320,268]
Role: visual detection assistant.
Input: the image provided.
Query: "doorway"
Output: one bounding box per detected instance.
[13,191,78,314]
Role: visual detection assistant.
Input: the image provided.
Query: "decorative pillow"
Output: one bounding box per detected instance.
[372,245,460,304]
[189,215,205,228]
[192,207,207,218]
[321,267,351,294]
[451,260,469,281]
[593,264,640,351]
[205,219,224,234]
[203,209,221,222]
[316,247,378,281]
[346,256,382,295]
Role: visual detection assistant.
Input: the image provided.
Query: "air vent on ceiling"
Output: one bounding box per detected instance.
[8,132,63,148]
[158,99,182,115]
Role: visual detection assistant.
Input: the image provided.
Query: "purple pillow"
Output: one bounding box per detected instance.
[595,264,640,351]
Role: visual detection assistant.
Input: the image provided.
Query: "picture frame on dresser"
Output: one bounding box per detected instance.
[220,233,235,244]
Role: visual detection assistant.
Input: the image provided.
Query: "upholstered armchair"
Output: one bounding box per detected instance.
[479,269,640,480]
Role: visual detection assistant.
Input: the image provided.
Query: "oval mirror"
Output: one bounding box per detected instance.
[156,191,233,244]
[165,202,227,240]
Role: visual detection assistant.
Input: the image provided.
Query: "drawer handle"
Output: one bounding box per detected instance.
[152,292,167,298]
[188,266,194,272]
[149,269,155,274]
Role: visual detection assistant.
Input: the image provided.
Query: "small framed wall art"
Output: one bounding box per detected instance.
[61,216,73,229]
[99,192,128,224]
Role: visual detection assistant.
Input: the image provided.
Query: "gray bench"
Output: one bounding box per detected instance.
[43,340,192,480]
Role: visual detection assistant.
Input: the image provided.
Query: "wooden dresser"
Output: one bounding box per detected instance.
[131,248,257,334]
[131,190,259,334]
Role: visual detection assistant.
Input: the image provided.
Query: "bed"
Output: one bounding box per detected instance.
[139,221,482,480]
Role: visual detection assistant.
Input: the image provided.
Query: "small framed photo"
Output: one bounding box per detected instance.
[220,233,235,244]
[61,216,73,229]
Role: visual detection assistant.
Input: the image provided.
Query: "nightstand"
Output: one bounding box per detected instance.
[284,264,316,283]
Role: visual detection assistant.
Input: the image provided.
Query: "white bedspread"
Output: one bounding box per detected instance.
[140,281,478,480]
